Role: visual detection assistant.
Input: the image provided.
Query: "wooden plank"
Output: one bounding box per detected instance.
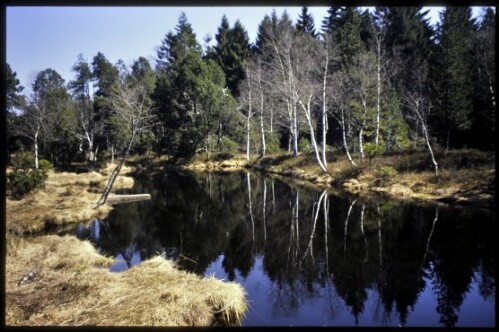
[107,194,151,205]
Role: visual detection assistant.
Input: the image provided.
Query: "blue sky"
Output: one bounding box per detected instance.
[6,6,489,96]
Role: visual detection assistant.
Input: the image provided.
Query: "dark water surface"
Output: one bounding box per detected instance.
[71,171,495,327]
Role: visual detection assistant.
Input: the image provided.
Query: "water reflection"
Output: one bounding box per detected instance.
[71,170,495,327]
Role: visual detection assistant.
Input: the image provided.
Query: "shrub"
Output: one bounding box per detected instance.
[298,137,310,153]
[375,166,398,186]
[265,132,282,153]
[12,151,35,169]
[8,152,49,199]
[7,168,47,199]
[364,142,385,167]
[38,159,53,172]
[220,136,239,153]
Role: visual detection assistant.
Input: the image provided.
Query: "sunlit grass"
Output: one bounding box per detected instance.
[6,235,247,326]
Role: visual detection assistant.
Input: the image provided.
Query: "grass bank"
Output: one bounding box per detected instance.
[5,162,248,326]
[6,162,134,235]
[6,235,246,326]
[181,149,495,208]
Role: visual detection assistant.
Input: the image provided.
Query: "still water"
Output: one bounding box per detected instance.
[72,170,495,327]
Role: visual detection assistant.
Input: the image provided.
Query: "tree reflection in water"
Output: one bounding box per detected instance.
[70,170,495,327]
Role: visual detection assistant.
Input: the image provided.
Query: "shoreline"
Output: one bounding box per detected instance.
[171,149,495,210]
[5,162,248,327]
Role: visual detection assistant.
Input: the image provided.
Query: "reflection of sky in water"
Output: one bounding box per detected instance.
[110,253,142,272]
[206,257,494,327]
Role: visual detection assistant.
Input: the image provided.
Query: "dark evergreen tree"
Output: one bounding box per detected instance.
[210,15,250,97]
[226,20,250,97]
[255,10,278,53]
[5,63,25,162]
[91,52,120,159]
[153,13,203,156]
[129,57,156,95]
[68,54,92,101]
[320,6,345,36]
[92,52,119,98]
[69,54,100,164]
[433,7,476,149]
[359,8,373,47]
[470,7,495,150]
[335,8,365,67]
[153,12,237,157]
[156,12,202,73]
[296,6,317,38]
[6,63,24,112]
[156,31,176,72]
[384,7,434,94]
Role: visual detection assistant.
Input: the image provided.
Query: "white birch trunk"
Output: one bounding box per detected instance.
[301,190,327,264]
[358,99,368,159]
[259,88,266,156]
[343,198,357,255]
[270,107,273,133]
[246,172,255,248]
[34,129,39,170]
[375,39,381,146]
[422,122,439,178]
[341,108,358,166]
[297,95,328,173]
[263,179,267,243]
[322,52,329,167]
[96,131,136,207]
[292,102,299,156]
[246,78,252,161]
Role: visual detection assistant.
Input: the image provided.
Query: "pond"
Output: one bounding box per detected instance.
[70,170,495,327]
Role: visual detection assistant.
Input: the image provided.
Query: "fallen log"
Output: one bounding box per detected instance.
[107,194,151,205]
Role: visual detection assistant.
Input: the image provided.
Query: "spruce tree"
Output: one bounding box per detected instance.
[296,6,317,38]
[255,14,274,53]
[470,7,495,149]
[335,8,365,67]
[210,15,250,97]
[384,7,434,94]
[156,12,202,73]
[320,6,345,36]
[92,52,119,98]
[6,63,25,163]
[434,7,476,149]
[6,63,24,111]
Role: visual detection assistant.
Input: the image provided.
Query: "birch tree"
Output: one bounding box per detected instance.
[404,91,439,179]
[13,69,69,169]
[293,33,328,172]
[330,70,358,166]
[371,8,388,147]
[96,78,156,207]
[265,11,301,156]
[347,51,377,160]
[240,61,255,160]
[69,54,99,165]
[256,57,266,156]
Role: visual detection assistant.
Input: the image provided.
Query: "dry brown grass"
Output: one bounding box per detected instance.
[248,149,495,208]
[6,163,135,235]
[183,153,249,172]
[6,235,247,326]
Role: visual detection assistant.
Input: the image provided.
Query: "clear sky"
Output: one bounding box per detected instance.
[6,6,489,96]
